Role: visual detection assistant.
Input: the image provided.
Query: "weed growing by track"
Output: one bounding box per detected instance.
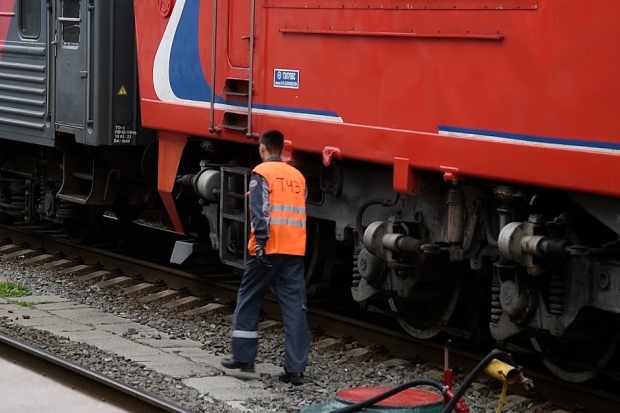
[0,282,29,297]
[6,300,36,308]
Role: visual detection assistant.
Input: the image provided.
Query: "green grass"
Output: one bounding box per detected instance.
[0,281,29,297]
[6,299,35,308]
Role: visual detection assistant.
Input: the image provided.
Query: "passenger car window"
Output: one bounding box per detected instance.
[19,0,41,39]
[61,0,81,45]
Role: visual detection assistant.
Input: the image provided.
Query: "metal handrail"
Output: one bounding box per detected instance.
[85,3,93,127]
[208,0,218,133]
[246,0,256,138]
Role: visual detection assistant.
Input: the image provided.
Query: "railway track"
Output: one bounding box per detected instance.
[0,330,193,413]
[0,221,618,412]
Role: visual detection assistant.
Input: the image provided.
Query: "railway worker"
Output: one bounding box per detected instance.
[221,129,309,386]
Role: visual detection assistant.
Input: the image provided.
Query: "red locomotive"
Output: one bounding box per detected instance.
[133,0,620,383]
[0,0,618,384]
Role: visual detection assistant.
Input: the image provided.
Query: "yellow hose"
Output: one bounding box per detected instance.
[495,381,508,413]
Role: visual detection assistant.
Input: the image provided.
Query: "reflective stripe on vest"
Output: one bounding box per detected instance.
[271,218,306,227]
[270,205,306,214]
[270,203,306,229]
[248,162,307,256]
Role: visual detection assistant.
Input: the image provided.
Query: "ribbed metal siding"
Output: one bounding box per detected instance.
[0,44,47,137]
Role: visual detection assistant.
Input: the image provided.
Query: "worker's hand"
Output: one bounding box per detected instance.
[255,246,273,268]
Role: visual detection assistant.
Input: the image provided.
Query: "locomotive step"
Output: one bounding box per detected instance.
[72,172,93,181]
[223,91,248,97]
[219,123,247,131]
[222,78,249,97]
[220,111,248,131]
[56,194,88,204]
[221,212,245,223]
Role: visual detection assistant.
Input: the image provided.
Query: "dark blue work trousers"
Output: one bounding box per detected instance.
[231,254,309,373]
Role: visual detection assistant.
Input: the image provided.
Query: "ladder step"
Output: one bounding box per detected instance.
[221,166,252,175]
[72,172,93,180]
[225,91,249,97]
[220,111,248,131]
[57,193,88,204]
[220,123,247,131]
[222,78,250,97]
[222,212,246,223]
[221,252,245,270]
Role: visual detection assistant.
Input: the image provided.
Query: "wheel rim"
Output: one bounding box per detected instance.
[388,273,463,340]
[530,318,620,382]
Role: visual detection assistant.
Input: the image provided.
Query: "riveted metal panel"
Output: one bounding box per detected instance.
[262,0,537,10]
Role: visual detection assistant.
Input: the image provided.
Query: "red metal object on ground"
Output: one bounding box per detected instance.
[443,389,470,413]
[336,387,442,407]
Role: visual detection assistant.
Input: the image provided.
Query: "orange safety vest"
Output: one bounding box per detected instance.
[247,161,307,256]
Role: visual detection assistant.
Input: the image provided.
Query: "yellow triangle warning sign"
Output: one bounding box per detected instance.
[117,85,128,96]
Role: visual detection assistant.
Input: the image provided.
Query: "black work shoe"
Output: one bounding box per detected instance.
[221,358,255,373]
[278,371,304,385]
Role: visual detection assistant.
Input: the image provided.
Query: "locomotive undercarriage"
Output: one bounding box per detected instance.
[0,139,158,242]
[356,181,620,382]
[357,181,620,383]
[175,139,620,383]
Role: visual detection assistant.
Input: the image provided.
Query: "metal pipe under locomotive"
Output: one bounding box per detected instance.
[0,0,618,384]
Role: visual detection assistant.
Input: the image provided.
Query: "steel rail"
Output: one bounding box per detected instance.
[0,331,193,413]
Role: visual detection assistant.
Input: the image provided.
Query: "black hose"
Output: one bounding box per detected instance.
[355,199,386,242]
[441,349,517,413]
[318,347,517,413]
[483,201,499,247]
[355,195,401,242]
[328,379,446,413]
[483,216,499,247]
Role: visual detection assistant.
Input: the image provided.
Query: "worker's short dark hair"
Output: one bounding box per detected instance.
[259,129,284,154]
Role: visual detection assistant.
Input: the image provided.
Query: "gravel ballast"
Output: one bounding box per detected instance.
[0,256,560,413]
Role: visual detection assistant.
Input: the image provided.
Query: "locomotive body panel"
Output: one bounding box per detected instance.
[133,2,620,380]
[0,0,616,384]
[135,0,620,205]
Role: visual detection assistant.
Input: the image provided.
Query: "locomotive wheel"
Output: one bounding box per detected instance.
[112,197,143,225]
[388,268,464,340]
[304,219,336,289]
[0,209,13,224]
[530,315,620,382]
[63,206,103,244]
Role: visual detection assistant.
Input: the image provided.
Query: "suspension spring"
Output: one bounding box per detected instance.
[352,246,361,288]
[0,189,12,204]
[38,181,46,212]
[548,273,565,315]
[0,188,23,211]
[490,277,502,324]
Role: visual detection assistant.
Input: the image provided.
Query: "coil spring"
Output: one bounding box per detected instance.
[548,273,565,315]
[490,277,502,324]
[0,188,24,210]
[0,189,11,203]
[448,186,464,204]
[38,181,46,210]
[352,246,361,288]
